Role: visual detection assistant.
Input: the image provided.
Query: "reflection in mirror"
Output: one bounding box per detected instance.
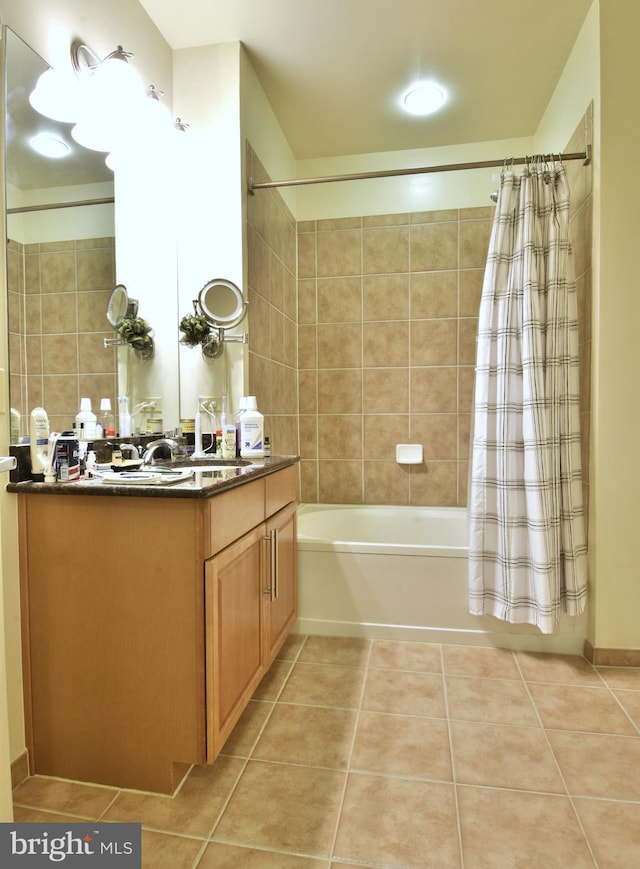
[106,284,137,327]
[5,26,117,442]
[197,278,247,328]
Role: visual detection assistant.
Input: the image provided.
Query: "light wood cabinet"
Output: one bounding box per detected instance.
[18,463,297,794]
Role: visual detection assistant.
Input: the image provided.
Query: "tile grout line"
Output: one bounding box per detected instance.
[439,643,465,869]
[326,638,373,864]
[204,637,308,850]
[512,652,599,868]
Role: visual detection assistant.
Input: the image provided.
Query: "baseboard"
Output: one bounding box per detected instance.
[295,618,586,655]
[583,640,640,666]
[11,751,29,789]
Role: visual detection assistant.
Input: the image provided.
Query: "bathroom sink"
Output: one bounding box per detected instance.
[143,458,253,474]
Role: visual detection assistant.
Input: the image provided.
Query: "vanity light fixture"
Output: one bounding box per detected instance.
[401,80,447,116]
[30,39,189,162]
[29,134,70,158]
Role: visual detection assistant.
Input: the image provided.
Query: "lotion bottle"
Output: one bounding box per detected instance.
[240,396,264,458]
[29,407,50,475]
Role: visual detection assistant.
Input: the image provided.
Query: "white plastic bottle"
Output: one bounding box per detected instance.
[29,407,50,475]
[118,396,132,437]
[75,397,97,440]
[240,396,264,459]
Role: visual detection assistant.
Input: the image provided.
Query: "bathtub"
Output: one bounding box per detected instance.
[296,504,587,654]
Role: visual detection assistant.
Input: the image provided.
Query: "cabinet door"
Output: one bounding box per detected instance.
[263,501,298,666]
[205,523,265,761]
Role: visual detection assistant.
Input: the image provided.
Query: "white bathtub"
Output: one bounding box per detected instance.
[296,504,587,654]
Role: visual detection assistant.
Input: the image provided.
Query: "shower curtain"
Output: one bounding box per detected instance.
[468,161,588,634]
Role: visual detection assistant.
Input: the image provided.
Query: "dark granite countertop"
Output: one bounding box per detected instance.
[6,456,299,499]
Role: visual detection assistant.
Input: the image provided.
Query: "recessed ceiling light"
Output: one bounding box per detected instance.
[30,134,70,158]
[401,81,447,116]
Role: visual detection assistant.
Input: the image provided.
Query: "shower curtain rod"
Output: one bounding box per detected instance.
[7,196,115,215]
[248,145,591,193]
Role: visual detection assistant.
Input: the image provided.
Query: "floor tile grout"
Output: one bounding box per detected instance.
[13,636,640,868]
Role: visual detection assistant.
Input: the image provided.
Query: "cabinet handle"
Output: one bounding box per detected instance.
[262,529,279,600]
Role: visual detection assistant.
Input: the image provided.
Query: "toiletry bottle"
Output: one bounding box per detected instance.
[29,407,50,476]
[220,395,237,459]
[234,396,247,455]
[263,436,271,458]
[99,398,115,438]
[193,395,206,457]
[10,407,20,444]
[240,396,264,458]
[75,397,97,440]
[118,396,132,437]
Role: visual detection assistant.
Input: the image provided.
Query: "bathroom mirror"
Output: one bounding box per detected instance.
[197,278,247,328]
[4,25,117,440]
[106,284,138,327]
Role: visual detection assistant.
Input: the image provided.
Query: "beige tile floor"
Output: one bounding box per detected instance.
[12,634,640,868]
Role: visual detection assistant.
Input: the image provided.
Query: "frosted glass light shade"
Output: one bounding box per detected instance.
[29,67,81,123]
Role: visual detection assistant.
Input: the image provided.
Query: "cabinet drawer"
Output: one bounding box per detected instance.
[265,464,297,517]
[205,478,265,557]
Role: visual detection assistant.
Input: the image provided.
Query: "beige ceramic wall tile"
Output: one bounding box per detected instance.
[410,270,458,319]
[317,228,362,277]
[410,319,457,366]
[459,218,492,269]
[410,222,458,272]
[459,268,484,316]
[409,462,457,506]
[409,414,458,460]
[363,274,409,321]
[318,459,363,503]
[318,415,362,459]
[410,367,457,413]
[40,251,76,293]
[363,321,409,367]
[317,323,362,368]
[318,369,362,414]
[297,279,317,324]
[317,277,361,323]
[363,225,409,275]
[363,368,409,414]
[363,461,410,505]
[363,414,409,459]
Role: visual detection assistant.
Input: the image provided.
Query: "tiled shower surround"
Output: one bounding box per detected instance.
[7,236,118,437]
[246,125,592,509]
[296,208,492,506]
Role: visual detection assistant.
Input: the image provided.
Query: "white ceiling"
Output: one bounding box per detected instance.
[139,0,593,160]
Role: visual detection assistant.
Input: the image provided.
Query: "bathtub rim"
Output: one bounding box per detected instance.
[296,502,468,558]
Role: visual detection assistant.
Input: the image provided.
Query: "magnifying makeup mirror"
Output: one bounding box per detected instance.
[106,283,138,327]
[197,278,247,329]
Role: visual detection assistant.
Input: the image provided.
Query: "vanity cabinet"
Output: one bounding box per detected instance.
[18,463,298,794]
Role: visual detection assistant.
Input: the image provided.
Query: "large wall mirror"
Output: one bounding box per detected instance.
[5,26,117,440]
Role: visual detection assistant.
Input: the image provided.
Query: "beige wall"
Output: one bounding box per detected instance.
[589,0,640,650]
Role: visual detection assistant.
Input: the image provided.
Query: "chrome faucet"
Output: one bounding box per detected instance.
[142,437,179,465]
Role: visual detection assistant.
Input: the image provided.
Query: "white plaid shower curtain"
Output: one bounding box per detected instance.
[468,163,588,634]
